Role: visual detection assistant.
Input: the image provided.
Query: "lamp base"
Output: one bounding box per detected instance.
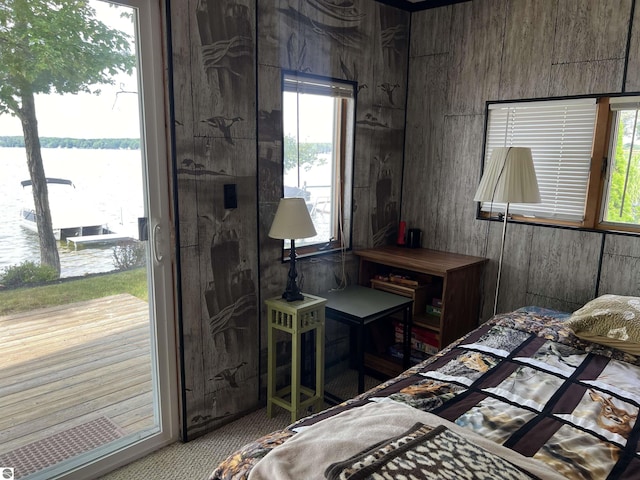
[281,290,304,302]
[282,238,304,302]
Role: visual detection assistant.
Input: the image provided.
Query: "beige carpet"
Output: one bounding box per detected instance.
[98,408,291,480]
[100,370,378,480]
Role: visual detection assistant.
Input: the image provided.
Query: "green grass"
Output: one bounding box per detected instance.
[0,268,148,316]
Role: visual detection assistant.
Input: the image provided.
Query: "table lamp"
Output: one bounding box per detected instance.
[268,197,317,301]
[474,147,540,316]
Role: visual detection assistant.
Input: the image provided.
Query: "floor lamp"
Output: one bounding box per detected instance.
[473,147,541,316]
[268,197,317,302]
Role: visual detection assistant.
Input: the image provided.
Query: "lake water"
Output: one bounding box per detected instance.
[0,147,144,278]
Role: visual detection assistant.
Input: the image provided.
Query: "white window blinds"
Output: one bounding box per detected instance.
[283,73,355,98]
[482,98,598,221]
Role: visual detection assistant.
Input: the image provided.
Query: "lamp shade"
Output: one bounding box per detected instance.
[474,147,541,204]
[268,197,317,240]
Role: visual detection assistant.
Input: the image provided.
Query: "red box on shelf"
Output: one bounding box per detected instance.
[394,322,439,354]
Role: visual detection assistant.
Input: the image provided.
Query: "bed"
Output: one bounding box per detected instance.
[210,295,640,480]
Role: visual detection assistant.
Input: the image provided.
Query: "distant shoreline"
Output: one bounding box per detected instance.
[0,137,140,150]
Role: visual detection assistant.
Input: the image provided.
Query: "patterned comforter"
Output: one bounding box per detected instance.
[210,311,640,480]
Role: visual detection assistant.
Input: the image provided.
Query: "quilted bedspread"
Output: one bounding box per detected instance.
[210,312,640,480]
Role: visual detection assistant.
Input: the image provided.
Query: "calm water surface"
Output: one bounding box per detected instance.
[0,147,144,278]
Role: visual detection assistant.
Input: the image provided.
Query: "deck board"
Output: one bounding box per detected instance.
[0,294,155,456]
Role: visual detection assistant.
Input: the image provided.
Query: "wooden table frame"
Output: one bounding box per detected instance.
[265,294,326,423]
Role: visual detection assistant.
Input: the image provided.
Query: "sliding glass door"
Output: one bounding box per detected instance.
[0,0,178,478]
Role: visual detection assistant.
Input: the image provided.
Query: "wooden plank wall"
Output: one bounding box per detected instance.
[170,0,259,440]
[404,0,640,320]
[169,0,409,439]
[256,0,409,380]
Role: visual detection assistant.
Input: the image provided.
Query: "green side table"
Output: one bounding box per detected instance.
[266,293,326,423]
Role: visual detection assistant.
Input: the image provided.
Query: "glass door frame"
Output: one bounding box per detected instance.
[42,0,180,477]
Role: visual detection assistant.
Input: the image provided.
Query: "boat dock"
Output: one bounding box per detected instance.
[66,233,134,249]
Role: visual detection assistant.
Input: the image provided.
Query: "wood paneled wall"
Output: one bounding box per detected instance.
[169,0,409,439]
[403,0,640,320]
[168,0,640,440]
[170,0,259,440]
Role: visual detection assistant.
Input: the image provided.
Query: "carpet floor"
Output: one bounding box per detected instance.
[99,370,379,480]
[98,407,290,480]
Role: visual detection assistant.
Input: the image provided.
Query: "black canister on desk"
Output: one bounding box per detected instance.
[408,228,422,248]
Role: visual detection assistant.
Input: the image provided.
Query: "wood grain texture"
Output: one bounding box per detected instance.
[483,222,535,318]
[549,59,625,97]
[252,0,409,429]
[603,232,640,257]
[498,0,555,100]
[352,186,371,249]
[599,234,640,296]
[448,0,505,115]
[527,228,601,307]
[193,0,256,142]
[0,296,153,447]
[402,53,448,237]
[524,293,583,314]
[367,123,405,248]
[432,114,485,255]
[257,65,283,144]
[407,0,640,320]
[373,5,409,109]
[553,0,631,64]
[625,0,640,91]
[257,0,295,70]
[170,0,198,137]
[258,142,283,202]
[353,128,374,190]
[354,247,487,347]
[599,252,640,297]
[410,6,452,58]
[354,246,487,276]
[176,174,199,249]
[176,245,206,436]
[349,106,406,248]
[441,264,485,345]
[170,0,260,440]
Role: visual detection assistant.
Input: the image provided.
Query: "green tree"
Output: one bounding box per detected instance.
[607,112,640,224]
[283,133,330,173]
[0,0,134,276]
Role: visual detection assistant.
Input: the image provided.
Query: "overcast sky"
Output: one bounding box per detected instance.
[0,0,140,139]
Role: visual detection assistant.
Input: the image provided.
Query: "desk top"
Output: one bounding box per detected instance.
[354,246,487,276]
[323,285,412,323]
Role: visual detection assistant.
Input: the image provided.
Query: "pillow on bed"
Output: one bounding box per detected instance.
[566,294,640,355]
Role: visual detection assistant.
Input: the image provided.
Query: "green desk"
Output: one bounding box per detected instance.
[323,285,413,400]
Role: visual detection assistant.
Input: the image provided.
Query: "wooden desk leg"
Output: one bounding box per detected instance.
[291,330,302,423]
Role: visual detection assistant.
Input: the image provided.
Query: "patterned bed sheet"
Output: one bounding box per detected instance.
[210,311,640,480]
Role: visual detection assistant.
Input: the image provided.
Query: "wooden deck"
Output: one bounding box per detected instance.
[0,294,155,456]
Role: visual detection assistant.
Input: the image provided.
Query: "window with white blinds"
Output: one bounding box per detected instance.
[283,73,355,98]
[482,98,598,221]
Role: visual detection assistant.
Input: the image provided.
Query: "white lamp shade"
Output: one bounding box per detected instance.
[268,197,317,240]
[474,147,541,204]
